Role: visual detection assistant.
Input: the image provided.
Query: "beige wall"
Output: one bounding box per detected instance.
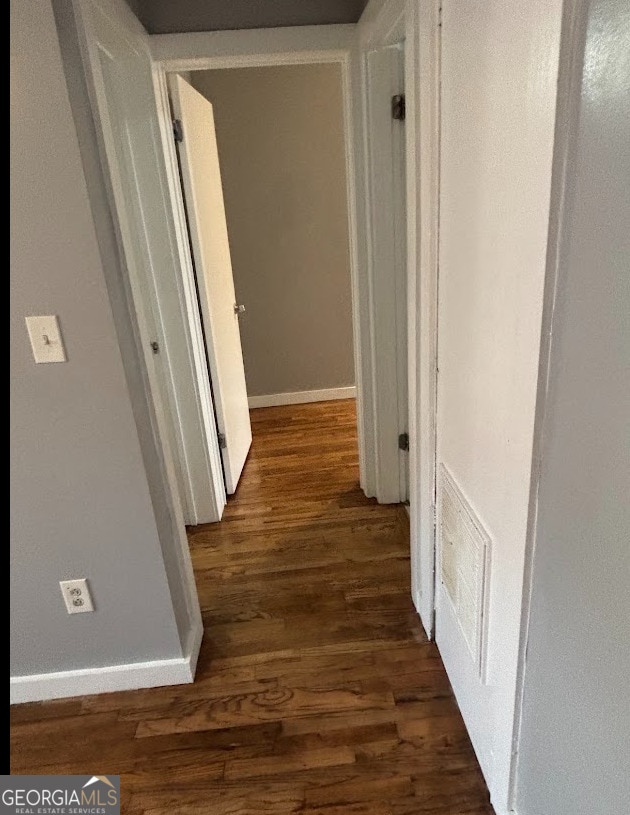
[191,64,354,398]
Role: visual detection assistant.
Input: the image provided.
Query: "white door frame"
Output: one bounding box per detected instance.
[359,0,441,637]
[149,24,401,507]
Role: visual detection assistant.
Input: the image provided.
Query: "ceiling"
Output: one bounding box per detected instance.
[129,0,370,35]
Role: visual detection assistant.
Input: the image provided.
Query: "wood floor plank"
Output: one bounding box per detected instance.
[303,773,414,807]
[301,804,394,815]
[136,782,305,815]
[134,685,395,738]
[224,745,356,781]
[10,400,491,814]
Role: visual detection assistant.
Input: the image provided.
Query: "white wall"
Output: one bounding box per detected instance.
[436,0,563,811]
[515,0,630,811]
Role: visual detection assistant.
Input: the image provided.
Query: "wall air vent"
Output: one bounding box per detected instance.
[438,464,491,681]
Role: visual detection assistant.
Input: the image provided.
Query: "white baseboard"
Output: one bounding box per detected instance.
[10,620,204,705]
[248,386,356,409]
[184,614,204,679]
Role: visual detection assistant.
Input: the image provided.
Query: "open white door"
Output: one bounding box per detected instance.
[72,0,227,525]
[169,75,252,494]
[365,45,408,503]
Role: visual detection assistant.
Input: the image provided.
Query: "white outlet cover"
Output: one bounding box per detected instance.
[59,578,94,614]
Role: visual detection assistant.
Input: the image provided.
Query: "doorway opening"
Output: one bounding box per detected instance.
[72,0,427,670]
[169,63,358,503]
[157,52,409,522]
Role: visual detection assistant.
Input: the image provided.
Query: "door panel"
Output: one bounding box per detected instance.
[365,45,408,503]
[73,0,226,524]
[169,75,252,494]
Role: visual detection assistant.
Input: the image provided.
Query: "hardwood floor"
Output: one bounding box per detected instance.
[11,400,492,814]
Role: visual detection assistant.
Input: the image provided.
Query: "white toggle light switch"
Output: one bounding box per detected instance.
[25,315,67,363]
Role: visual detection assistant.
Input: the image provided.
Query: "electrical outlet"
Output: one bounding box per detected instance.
[59,578,94,614]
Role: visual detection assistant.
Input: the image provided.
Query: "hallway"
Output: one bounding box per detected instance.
[11,400,491,813]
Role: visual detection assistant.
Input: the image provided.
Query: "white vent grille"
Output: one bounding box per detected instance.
[438,464,491,679]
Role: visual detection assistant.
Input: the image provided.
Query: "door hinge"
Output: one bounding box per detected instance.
[150,340,160,354]
[172,118,184,143]
[398,432,410,451]
[392,94,406,121]
[217,432,227,449]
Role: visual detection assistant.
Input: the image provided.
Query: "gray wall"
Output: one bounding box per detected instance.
[10,0,186,676]
[134,0,368,34]
[192,65,355,398]
[516,0,630,812]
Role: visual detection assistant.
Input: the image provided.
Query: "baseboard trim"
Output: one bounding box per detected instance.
[183,615,204,680]
[10,620,204,705]
[248,386,356,409]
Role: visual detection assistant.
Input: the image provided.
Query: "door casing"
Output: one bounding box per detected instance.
[358,0,441,638]
[151,28,379,519]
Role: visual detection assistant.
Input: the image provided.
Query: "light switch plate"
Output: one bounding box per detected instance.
[26,315,67,363]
